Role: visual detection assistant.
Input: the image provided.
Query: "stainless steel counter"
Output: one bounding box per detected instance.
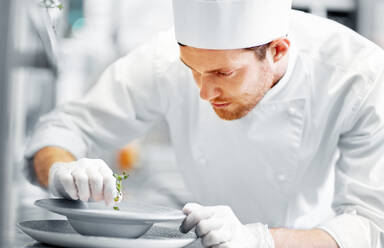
[1,200,63,248]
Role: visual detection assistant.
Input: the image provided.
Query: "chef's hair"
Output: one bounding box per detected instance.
[177,42,270,60]
[245,42,270,60]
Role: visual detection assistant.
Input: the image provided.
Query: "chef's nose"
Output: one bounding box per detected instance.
[199,77,221,101]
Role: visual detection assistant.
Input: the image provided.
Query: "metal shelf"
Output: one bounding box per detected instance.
[293,0,357,30]
[293,0,356,12]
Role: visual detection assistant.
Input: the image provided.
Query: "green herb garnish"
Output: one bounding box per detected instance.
[112,172,129,211]
[40,0,64,10]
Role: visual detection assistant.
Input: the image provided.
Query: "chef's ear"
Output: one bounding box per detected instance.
[269,38,290,63]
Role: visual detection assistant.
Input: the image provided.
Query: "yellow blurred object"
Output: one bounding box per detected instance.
[118,143,139,171]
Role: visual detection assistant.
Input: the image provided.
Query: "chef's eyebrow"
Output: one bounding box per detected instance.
[179,57,229,74]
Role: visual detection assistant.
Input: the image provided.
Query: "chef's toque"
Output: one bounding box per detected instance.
[172,0,292,49]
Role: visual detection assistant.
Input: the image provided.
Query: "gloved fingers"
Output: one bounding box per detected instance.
[103,175,117,206]
[201,228,230,247]
[99,166,117,206]
[182,202,203,215]
[48,167,62,197]
[180,203,214,233]
[71,167,91,202]
[196,218,223,237]
[85,167,104,201]
[95,159,113,173]
[56,167,79,200]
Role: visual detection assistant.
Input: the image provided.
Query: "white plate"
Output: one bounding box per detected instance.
[35,199,186,223]
[18,220,197,248]
[35,199,187,238]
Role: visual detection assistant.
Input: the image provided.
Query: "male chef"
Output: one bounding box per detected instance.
[25,0,384,247]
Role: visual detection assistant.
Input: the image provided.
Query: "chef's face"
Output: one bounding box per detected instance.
[179,45,277,120]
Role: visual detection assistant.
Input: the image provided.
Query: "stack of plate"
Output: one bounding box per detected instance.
[18,199,197,248]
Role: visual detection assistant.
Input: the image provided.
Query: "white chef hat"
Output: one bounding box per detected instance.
[172,0,292,49]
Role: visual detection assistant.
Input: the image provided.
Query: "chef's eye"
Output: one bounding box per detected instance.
[216,71,233,77]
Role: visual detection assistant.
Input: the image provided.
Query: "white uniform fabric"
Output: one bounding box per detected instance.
[172,0,292,49]
[25,11,384,248]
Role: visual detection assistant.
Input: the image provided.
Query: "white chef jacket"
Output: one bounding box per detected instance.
[25,11,384,248]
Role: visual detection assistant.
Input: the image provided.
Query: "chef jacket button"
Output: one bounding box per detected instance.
[288,107,297,116]
[276,173,287,182]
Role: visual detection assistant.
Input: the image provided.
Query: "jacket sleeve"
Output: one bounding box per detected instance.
[317,69,384,248]
[24,41,170,185]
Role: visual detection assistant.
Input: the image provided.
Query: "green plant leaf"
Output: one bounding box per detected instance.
[112,171,130,210]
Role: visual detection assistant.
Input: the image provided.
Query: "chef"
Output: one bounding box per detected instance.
[25,0,384,247]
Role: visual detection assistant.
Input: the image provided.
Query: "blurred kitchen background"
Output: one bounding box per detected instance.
[1,0,384,242]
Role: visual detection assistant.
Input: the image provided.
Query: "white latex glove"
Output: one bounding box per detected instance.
[48,158,118,205]
[180,203,275,248]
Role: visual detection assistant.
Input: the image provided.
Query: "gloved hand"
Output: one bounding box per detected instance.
[48,158,118,205]
[180,203,275,248]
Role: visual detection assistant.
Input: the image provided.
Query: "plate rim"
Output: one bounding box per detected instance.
[18,219,197,247]
[35,198,186,223]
